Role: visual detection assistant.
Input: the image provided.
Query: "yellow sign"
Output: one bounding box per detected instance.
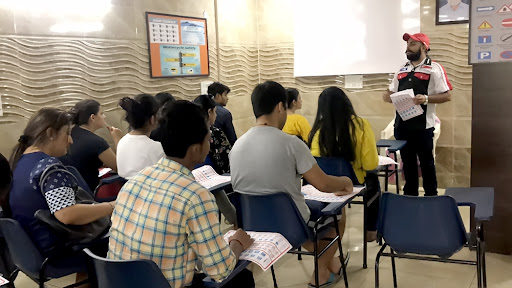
[182,53,197,57]
[170,68,178,74]
[164,58,179,62]
[183,63,197,67]
[478,21,493,29]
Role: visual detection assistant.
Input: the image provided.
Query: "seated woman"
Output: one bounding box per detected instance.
[193,95,237,225]
[60,99,122,191]
[8,108,115,257]
[282,88,311,142]
[116,94,165,179]
[309,87,380,241]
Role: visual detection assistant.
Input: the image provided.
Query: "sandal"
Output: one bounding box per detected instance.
[307,272,341,288]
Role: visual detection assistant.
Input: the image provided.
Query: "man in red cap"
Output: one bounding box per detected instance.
[382,33,452,197]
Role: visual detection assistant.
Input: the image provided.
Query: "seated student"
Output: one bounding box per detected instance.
[60,99,122,191]
[208,82,237,145]
[309,87,380,242]
[8,108,115,258]
[229,81,353,287]
[193,94,237,225]
[282,88,311,142]
[108,100,255,288]
[116,94,165,179]
[150,92,175,142]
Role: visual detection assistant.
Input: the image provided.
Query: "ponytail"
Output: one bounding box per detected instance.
[119,94,159,130]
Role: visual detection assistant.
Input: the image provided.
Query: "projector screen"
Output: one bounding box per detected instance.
[294,0,420,77]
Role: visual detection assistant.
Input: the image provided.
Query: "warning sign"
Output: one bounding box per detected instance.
[497,5,512,13]
[478,21,493,29]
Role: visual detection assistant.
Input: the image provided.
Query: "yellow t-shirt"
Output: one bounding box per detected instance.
[282,114,312,142]
[310,117,378,184]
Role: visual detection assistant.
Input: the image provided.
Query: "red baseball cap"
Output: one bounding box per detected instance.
[403,33,430,51]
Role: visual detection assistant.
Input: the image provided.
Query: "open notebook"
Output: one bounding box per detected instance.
[223,230,292,271]
[301,185,364,203]
[192,165,231,190]
[378,155,398,166]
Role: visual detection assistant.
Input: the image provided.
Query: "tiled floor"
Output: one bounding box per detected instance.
[13,187,512,288]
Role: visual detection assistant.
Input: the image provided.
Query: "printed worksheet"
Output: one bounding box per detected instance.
[0,276,9,285]
[301,185,363,203]
[378,155,398,166]
[223,231,292,271]
[192,165,231,190]
[390,89,424,121]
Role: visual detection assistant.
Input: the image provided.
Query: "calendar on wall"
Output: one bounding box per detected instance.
[145,12,210,78]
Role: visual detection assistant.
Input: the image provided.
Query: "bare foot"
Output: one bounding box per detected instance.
[309,266,332,286]
[366,231,377,242]
[327,257,342,275]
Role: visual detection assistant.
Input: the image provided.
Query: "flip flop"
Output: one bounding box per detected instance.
[307,272,341,288]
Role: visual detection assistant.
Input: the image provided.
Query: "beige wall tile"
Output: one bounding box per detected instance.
[437,117,454,147]
[453,119,471,148]
[435,147,454,174]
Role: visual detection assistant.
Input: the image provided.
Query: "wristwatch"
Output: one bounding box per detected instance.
[424,95,429,104]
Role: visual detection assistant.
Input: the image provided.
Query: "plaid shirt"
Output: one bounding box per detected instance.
[108,158,236,288]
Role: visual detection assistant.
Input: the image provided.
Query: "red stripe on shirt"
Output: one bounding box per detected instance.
[432,61,453,91]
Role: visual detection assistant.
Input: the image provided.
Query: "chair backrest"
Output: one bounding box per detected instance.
[232,192,310,248]
[0,218,44,278]
[378,193,468,258]
[306,157,358,185]
[65,165,93,195]
[83,248,171,288]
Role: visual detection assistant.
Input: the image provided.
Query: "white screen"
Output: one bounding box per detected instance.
[293,0,420,77]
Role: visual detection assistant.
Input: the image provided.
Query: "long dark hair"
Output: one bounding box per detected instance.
[193,94,216,115]
[9,108,73,170]
[286,88,299,109]
[308,87,362,161]
[0,153,12,217]
[119,94,159,130]
[70,99,100,125]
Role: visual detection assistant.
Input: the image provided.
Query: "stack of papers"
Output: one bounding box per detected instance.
[301,185,363,203]
[223,230,292,271]
[391,89,424,121]
[192,165,231,190]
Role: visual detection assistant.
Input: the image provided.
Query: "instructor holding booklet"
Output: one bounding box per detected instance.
[383,32,452,197]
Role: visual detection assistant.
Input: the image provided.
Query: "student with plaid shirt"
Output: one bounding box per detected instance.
[108,100,254,288]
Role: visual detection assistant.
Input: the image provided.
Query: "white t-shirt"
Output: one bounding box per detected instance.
[439,2,469,22]
[116,134,165,179]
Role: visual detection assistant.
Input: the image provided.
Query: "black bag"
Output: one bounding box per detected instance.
[34,163,110,244]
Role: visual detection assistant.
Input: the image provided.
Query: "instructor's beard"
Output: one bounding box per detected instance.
[406,49,421,61]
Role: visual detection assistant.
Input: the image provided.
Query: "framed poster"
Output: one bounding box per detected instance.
[145,12,210,78]
[436,0,470,25]
[469,0,512,64]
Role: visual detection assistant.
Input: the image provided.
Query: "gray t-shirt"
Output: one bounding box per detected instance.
[229,126,317,221]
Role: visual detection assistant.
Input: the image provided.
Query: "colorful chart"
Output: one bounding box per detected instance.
[146,12,209,78]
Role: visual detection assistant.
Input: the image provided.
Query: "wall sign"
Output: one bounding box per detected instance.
[470,1,512,64]
[145,12,210,78]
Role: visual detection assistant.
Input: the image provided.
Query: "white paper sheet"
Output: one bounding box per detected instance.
[390,89,424,121]
[223,231,292,271]
[98,168,112,177]
[192,165,231,190]
[0,275,9,285]
[301,185,363,203]
[378,155,398,166]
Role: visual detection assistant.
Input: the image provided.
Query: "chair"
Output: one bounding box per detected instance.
[232,192,349,288]
[83,248,171,288]
[375,193,485,288]
[0,218,89,288]
[309,157,378,269]
[93,174,127,202]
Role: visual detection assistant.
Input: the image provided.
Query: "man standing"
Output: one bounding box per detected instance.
[208,82,237,145]
[383,33,452,196]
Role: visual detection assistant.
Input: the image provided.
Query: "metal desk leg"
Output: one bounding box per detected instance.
[393,151,400,194]
[363,191,368,269]
[384,165,389,192]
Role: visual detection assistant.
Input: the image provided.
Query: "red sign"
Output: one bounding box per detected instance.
[502,18,512,27]
[500,51,512,59]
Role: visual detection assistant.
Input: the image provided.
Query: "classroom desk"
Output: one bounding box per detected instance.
[375,139,407,193]
[203,260,251,287]
[445,187,494,288]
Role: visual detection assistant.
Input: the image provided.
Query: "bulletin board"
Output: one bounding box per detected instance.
[469,1,512,64]
[145,12,210,78]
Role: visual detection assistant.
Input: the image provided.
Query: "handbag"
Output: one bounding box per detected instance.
[34,163,110,244]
